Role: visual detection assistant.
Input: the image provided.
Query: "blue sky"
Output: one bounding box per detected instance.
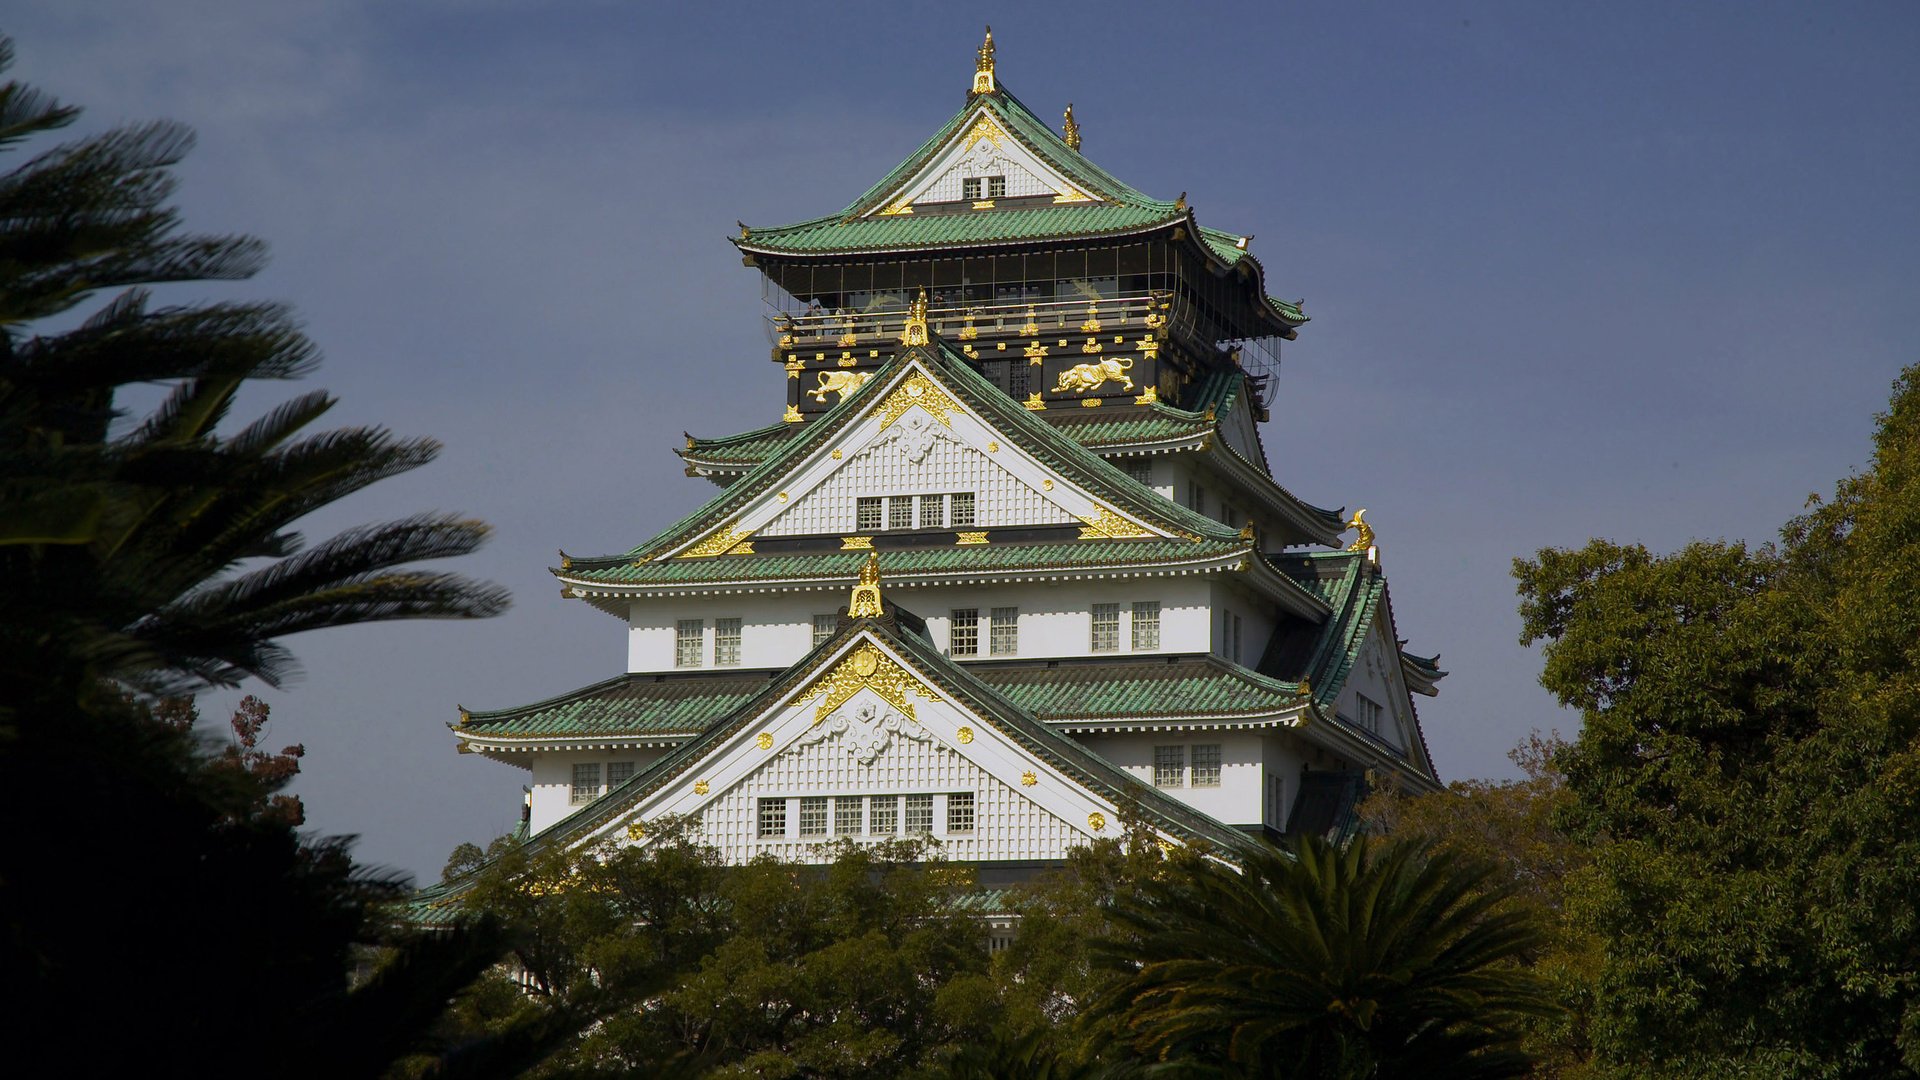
[12,2,1918,880]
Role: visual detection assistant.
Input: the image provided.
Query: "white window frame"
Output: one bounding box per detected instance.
[675,618,703,668]
[950,608,979,657]
[606,760,636,788]
[950,492,976,527]
[1091,603,1121,653]
[856,497,884,531]
[1192,744,1222,787]
[813,613,838,648]
[1132,601,1161,651]
[798,795,828,837]
[571,762,602,805]
[904,794,935,834]
[757,797,787,838]
[989,606,1019,656]
[1154,745,1185,788]
[713,617,742,667]
[869,795,899,835]
[946,791,975,834]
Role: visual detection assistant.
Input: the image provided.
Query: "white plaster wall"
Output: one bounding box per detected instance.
[628,594,830,673]
[759,436,1073,537]
[1077,730,1266,825]
[1259,732,1311,830]
[529,749,667,834]
[1207,581,1277,669]
[1338,623,1410,752]
[625,578,1218,673]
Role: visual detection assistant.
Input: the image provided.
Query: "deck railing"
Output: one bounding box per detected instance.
[765,292,1172,350]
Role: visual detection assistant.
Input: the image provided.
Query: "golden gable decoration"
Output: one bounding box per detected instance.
[792,641,940,723]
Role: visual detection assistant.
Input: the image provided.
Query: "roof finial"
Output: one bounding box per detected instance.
[972,26,997,95]
[848,552,884,618]
[1175,191,1187,212]
[1345,508,1377,560]
[901,286,930,346]
[1063,103,1081,152]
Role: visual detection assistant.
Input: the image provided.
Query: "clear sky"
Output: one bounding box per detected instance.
[12,2,1918,881]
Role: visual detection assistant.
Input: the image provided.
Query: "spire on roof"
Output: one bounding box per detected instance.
[901,286,930,346]
[971,26,996,95]
[1063,102,1081,152]
[848,552,884,618]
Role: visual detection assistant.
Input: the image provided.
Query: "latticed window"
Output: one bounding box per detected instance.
[918,494,945,529]
[985,175,1006,198]
[714,617,742,666]
[856,497,883,531]
[834,796,863,836]
[798,796,828,837]
[962,177,982,200]
[1192,744,1222,787]
[1354,693,1385,733]
[1187,482,1208,516]
[904,794,935,834]
[1091,603,1121,652]
[1122,459,1154,486]
[990,607,1019,655]
[758,797,787,838]
[571,763,602,805]
[813,613,837,647]
[1154,745,1185,788]
[949,609,979,657]
[947,791,975,833]
[888,496,915,530]
[950,492,976,527]
[1007,364,1029,397]
[675,619,703,668]
[606,760,635,788]
[1132,601,1161,650]
[870,796,898,835]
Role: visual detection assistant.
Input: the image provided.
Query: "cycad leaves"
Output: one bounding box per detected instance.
[1093,835,1554,1079]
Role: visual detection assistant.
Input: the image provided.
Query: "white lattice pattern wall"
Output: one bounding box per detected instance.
[691,728,1086,864]
[916,146,1053,203]
[758,436,1073,536]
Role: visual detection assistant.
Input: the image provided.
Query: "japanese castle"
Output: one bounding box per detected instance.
[444,30,1444,880]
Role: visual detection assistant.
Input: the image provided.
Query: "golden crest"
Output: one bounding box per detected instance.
[956,726,974,744]
[791,641,939,722]
[680,523,754,559]
[1020,771,1037,786]
[871,372,958,431]
[693,780,709,796]
[1134,386,1159,406]
[1024,340,1049,362]
[1087,812,1107,832]
[955,531,988,545]
[626,821,646,840]
[1078,508,1153,540]
[757,732,774,750]
[783,404,802,423]
[1023,393,1046,411]
[1080,303,1102,334]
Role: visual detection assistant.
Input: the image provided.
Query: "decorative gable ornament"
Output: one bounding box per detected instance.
[792,700,931,767]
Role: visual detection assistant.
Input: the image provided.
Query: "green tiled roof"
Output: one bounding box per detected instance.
[739,203,1182,257]
[986,656,1302,721]
[457,655,1305,740]
[680,422,800,467]
[1038,408,1214,447]
[565,537,1246,587]
[460,672,782,738]
[1268,295,1309,323]
[1264,551,1387,710]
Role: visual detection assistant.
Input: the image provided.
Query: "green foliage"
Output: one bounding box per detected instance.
[1514,367,1920,1077]
[0,36,509,1075]
[1361,734,1601,1076]
[1090,834,1554,1078]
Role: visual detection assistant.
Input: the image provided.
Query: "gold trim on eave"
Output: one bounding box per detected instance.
[681,523,754,558]
[792,641,939,723]
[1078,508,1153,540]
[871,372,959,431]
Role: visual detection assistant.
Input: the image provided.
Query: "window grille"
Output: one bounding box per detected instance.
[962,177,982,200]
[1188,482,1207,516]
[856,497,883,531]
[606,760,635,788]
[1122,459,1154,486]
[798,796,828,836]
[714,617,742,666]
[758,797,787,838]
[947,791,975,833]
[1354,693,1385,733]
[888,496,915,530]
[571,762,602,805]
[1132,601,1161,651]
[950,492,976,527]
[1154,745,1185,788]
[1091,603,1121,652]
[985,175,1006,198]
[905,794,935,834]
[1192,744,1222,787]
[990,607,1019,655]
[1008,365,1029,397]
[918,494,945,529]
[870,796,898,834]
[950,609,979,656]
[675,619,703,668]
[834,796,863,836]
[813,613,838,647]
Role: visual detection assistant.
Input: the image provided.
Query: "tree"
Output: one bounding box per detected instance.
[153,694,307,826]
[1360,734,1601,1076]
[1089,834,1555,1078]
[420,826,1000,1078]
[0,37,509,1075]
[1515,366,1920,1077]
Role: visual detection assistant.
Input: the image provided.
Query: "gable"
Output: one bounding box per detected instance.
[863,107,1094,216]
[569,634,1161,863]
[668,359,1164,552]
